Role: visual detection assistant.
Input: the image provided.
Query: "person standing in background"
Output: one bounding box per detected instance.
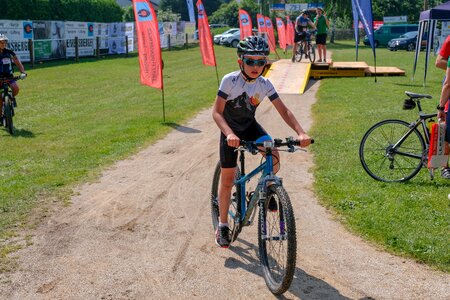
[314,7,330,63]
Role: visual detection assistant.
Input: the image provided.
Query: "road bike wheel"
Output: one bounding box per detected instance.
[308,44,316,63]
[3,95,14,135]
[210,161,241,241]
[359,119,426,182]
[258,184,296,295]
[295,43,303,62]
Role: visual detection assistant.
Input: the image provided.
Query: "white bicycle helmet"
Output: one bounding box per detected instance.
[0,34,8,41]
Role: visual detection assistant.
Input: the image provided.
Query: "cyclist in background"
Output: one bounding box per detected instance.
[292,10,316,62]
[212,36,312,248]
[0,34,26,125]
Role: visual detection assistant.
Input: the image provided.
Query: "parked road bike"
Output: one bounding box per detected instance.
[359,91,437,182]
[1,74,26,135]
[295,30,316,63]
[211,137,313,295]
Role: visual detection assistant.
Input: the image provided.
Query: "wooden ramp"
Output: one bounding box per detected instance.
[265,60,405,95]
[265,59,311,94]
[365,66,405,76]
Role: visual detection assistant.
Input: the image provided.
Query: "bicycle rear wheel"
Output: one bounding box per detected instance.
[3,95,14,135]
[258,184,296,295]
[210,161,241,242]
[295,42,303,62]
[308,44,316,63]
[359,119,426,182]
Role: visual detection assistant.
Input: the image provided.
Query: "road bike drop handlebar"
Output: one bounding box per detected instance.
[236,137,315,154]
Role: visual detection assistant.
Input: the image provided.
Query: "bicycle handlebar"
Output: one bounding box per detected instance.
[236,137,314,154]
[0,75,26,82]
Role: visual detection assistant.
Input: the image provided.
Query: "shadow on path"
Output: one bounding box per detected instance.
[226,238,357,300]
[164,122,202,134]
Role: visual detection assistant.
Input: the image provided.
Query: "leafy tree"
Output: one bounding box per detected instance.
[157,8,182,22]
[160,0,225,22]
[210,0,258,28]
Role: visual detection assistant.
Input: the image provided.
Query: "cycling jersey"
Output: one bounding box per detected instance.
[295,16,310,33]
[217,71,279,132]
[0,49,16,78]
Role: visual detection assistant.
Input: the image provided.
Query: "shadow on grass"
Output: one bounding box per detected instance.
[226,238,354,299]
[12,128,35,138]
[163,122,201,134]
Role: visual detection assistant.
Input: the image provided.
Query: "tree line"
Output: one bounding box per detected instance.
[2,0,124,23]
[159,0,445,29]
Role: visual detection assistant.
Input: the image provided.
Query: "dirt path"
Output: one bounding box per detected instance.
[0,61,449,299]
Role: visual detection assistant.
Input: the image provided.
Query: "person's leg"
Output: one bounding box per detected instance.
[218,167,235,224]
[317,44,323,61]
[10,82,19,97]
[322,34,327,62]
[443,110,450,179]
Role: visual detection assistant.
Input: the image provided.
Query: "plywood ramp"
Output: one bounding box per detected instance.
[365,66,405,76]
[265,59,311,94]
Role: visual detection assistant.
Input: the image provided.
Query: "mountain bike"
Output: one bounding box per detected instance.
[1,74,25,135]
[211,137,313,295]
[359,91,437,182]
[295,30,316,63]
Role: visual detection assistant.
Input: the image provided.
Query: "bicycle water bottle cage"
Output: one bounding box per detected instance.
[403,99,416,110]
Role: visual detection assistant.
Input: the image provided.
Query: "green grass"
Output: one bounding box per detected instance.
[0,46,238,239]
[0,41,448,273]
[311,41,449,272]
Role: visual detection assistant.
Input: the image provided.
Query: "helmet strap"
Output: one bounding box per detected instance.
[239,55,264,82]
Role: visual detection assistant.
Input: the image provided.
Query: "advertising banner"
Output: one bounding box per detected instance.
[65,21,94,57]
[0,20,33,62]
[33,21,66,60]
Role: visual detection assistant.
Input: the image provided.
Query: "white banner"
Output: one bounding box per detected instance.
[65,21,94,57]
[0,20,33,62]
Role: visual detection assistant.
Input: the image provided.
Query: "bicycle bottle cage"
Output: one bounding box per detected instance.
[403,98,416,110]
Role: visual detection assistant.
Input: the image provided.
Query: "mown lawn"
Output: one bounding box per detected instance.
[0,41,448,273]
[311,41,449,272]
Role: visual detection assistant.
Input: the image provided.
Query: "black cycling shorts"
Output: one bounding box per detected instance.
[294,31,307,43]
[316,33,327,45]
[219,121,271,168]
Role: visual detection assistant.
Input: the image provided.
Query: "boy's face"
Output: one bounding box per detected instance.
[0,40,7,50]
[239,55,267,79]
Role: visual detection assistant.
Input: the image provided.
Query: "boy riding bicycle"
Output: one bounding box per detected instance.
[0,34,27,126]
[212,36,312,247]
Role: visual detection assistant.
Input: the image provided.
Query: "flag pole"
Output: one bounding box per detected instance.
[215,65,220,87]
[161,88,166,122]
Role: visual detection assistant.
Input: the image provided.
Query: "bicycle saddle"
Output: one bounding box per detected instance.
[405,91,432,99]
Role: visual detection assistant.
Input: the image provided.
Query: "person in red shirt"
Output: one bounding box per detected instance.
[435,35,450,178]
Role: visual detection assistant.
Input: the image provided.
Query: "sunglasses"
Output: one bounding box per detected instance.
[243,58,267,67]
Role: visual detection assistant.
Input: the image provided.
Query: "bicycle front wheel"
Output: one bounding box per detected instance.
[359,119,426,182]
[308,44,316,63]
[210,161,241,242]
[3,95,14,135]
[258,184,296,295]
[295,43,303,62]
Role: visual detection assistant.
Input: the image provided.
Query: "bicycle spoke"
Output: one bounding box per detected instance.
[360,120,425,182]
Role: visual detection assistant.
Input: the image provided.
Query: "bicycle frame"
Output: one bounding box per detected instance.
[231,144,281,229]
[391,106,436,161]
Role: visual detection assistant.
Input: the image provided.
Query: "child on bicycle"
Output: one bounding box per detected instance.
[212,36,312,248]
[0,34,27,125]
[292,10,316,62]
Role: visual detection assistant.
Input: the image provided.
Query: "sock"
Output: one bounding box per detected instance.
[219,222,229,228]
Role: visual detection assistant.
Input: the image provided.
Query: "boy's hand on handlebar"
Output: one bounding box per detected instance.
[297,133,312,147]
[226,133,240,148]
